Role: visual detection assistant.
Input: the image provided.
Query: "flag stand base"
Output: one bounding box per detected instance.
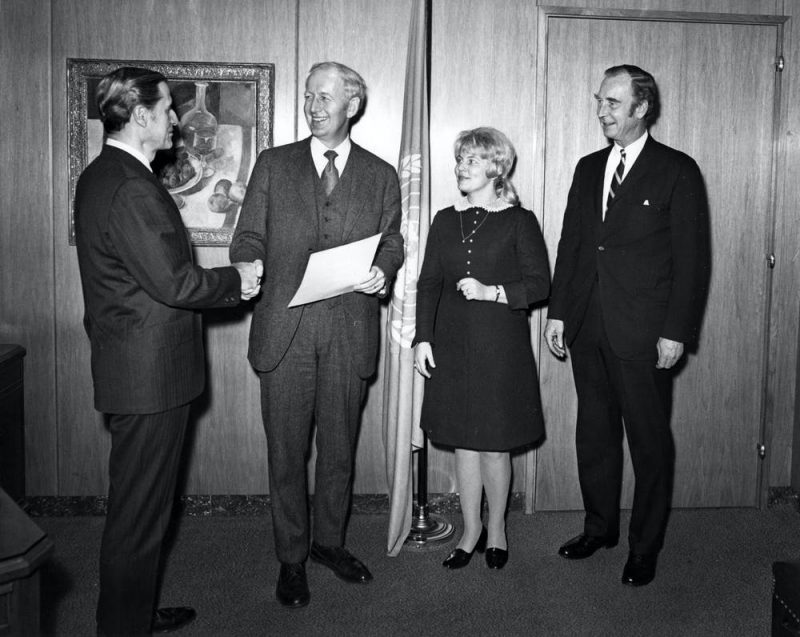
[405,503,453,549]
[404,436,454,550]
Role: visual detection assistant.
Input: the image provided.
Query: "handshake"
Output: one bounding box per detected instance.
[233,259,264,301]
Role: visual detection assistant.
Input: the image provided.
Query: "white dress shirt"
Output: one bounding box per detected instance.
[602,130,648,218]
[310,136,352,177]
[105,138,153,172]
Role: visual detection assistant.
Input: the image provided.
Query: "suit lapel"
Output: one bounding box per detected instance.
[595,146,612,223]
[605,136,656,211]
[106,146,196,259]
[341,143,371,241]
[288,139,320,232]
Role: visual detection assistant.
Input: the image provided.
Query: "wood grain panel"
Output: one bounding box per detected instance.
[536,14,779,509]
[538,0,794,495]
[774,1,800,490]
[0,0,58,494]
[298,0,409,169]
[541,0,782,14]
[430,0,540,496]
[9,0,800,500]
[51,0,298,495]
[297,0,412,493]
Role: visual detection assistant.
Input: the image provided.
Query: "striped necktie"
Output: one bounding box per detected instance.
[606,148,626,210]
[322,150,339,196]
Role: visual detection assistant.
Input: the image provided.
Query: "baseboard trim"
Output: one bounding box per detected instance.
[19,492,526,517]
[768,486,800,511]
[18,488,794,517]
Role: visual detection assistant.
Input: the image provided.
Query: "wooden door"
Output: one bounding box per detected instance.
[534,11,783,510]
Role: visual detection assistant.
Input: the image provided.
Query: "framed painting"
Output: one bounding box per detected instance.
[67,58,274,245]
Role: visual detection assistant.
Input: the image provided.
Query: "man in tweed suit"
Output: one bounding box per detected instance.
[230,61,403,608]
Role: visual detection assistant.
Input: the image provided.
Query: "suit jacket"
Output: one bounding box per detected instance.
[229,138,404,377]
[75,145,241,414]
[549,136,709,360]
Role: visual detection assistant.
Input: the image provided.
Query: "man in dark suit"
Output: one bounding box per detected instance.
[544,65,709,587]
[75,66,262,635]
[229,61,403,608]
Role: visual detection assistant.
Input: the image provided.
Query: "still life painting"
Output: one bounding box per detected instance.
[67,59,274,245]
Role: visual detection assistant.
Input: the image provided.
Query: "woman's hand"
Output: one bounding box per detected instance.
[414,342,435,378]
[457,277,491,301]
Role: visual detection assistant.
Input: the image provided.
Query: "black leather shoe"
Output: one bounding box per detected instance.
[558,534,617,560]
[276,562,310,607]
[151,607,196,633]
[310,543,373,583]
[621,552,657,586]
[485,547,508,569]
[442,527,487,569]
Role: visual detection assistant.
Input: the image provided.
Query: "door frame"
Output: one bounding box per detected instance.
[526,5,788,513]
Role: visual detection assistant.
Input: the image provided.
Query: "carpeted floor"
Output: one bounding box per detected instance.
[35,506,800,636]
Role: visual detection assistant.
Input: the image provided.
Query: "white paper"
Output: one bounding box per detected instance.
[288,233,382,307]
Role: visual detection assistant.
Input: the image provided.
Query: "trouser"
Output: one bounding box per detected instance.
[259,302,366,563]
[97,403,190,636]
[569,285,675,555]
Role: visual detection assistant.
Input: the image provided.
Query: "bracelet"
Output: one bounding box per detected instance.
[494,285,500,302]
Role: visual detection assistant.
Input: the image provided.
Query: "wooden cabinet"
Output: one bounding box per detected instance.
[0,346,25,501]
[0,487,53,636]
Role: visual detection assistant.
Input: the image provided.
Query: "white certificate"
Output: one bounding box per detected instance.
[288,233,382,307]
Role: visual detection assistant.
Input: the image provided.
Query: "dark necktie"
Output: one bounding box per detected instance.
[606,148,626,210]
[322,150,339,196]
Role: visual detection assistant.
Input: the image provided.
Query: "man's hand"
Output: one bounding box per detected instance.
[656,337,684,369]
[354,266,386,296]
[233,259,263,300]
[414,342,435,378]
[544,318,567,359]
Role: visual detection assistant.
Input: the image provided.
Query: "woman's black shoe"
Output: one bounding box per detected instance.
[442,527,487,569]
[485,547,509,569]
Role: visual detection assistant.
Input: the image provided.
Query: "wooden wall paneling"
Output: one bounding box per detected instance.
[532,9,597,513]
[531,0,799,495]
[297,0,413,494]
[535,8,783,509]
[12,0,800,500]
[298,0,409,177]
[538,0,783,14]
[776,2,800,491]
[579,0,799,499]
[50,0,298,495]
[49,0,106,494]
[430,0,540,498]
[662,19,780,506]
[171,0,299,495]
[0,0,58,495]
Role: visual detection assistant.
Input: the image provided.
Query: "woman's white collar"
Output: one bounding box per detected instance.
[454,196,513,212]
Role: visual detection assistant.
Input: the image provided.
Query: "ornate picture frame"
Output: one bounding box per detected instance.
[67,58,274,246]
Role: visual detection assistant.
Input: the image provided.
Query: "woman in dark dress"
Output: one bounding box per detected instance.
[414,127,550,569]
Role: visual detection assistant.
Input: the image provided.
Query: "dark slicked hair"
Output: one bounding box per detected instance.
[96,66,167,134]
[605,64,660,127]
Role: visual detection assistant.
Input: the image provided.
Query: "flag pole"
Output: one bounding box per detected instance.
[403,0,452,549]
[385,0,453,553]
[405,433,453,547]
